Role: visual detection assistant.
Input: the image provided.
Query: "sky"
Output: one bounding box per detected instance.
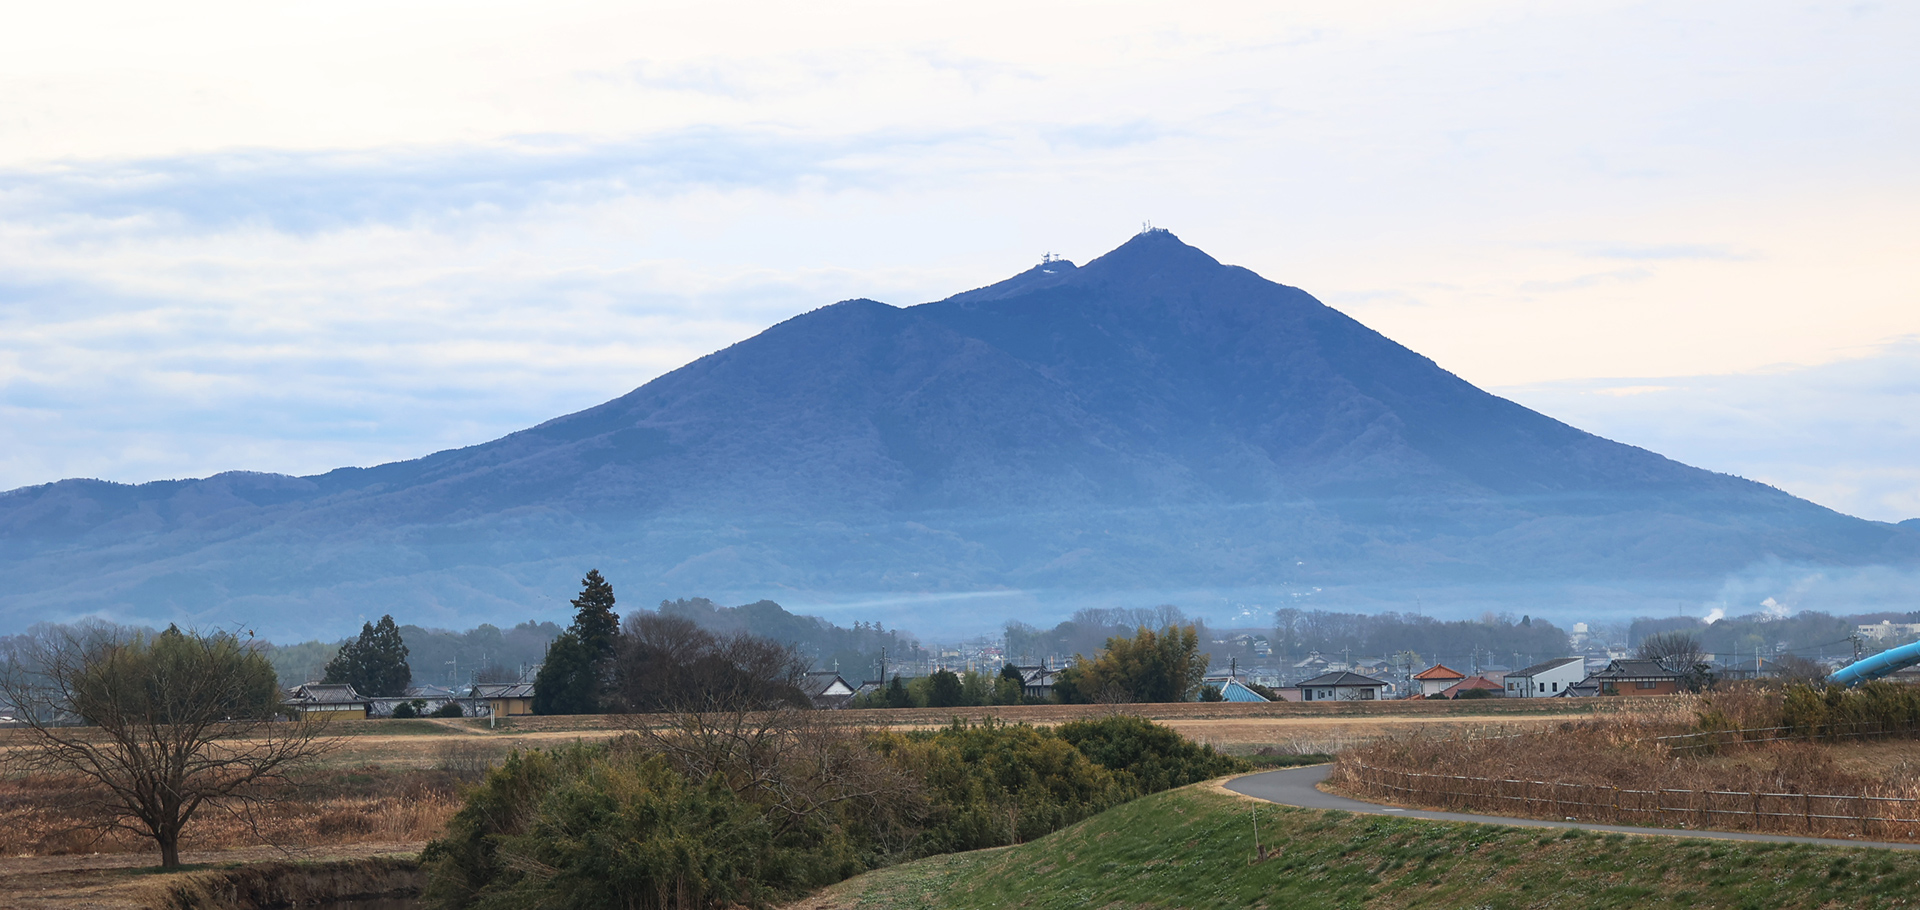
[2,1,1916,522]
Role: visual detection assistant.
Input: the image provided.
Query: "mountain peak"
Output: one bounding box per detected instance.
[1079,228,1223,278]
[935,229,1226,306]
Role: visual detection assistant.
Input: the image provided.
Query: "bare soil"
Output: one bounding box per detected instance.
[0,842,423,910]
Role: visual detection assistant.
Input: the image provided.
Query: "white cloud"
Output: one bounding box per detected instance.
[0,0,1915,502]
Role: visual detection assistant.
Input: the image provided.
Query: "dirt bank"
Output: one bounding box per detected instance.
[0,844,424,910]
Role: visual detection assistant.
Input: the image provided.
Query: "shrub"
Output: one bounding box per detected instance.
[422,744,863,910]
[430,701,466,718]
[871,720,1132,853]
[424,715,1241,908]
[1053,715,1248,793]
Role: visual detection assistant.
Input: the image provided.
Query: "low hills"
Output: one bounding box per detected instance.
[1,231,1911,637]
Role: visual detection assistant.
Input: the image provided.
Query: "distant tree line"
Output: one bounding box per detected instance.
[1272,608,1570,667]
[1631,611,1858,662]
[263,619,561,690]
[1005,605,1206,666]
[658,596,928,682]
[533,571,817,716]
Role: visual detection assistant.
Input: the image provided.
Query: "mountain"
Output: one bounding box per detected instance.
[2,230,1914,638]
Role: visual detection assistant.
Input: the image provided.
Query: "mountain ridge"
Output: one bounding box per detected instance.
[3,231,1913,637]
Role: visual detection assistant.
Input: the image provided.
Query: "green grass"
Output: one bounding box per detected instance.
[808,784,1920,910]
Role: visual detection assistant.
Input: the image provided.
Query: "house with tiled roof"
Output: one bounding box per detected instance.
[1588,659,1685,696]
[1411,663,1467,698]
[1295,671,1392,702]
[1437,675,1505,699]
[283,683,369,719]
[801,671,857,709]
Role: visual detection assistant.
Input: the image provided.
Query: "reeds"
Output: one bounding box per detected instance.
[0,765,469,857]
[1329,690,1920,841]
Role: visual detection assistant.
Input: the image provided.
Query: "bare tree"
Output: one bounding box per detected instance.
[612,613,809,714]
[1638,630,1713,692]
[1637,631,1706,670]
[608,616,921,852]
[1771,653,1830,686]
[0,624,333,868]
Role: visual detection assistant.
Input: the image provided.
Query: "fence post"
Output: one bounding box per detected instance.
[1804,792,1812,833]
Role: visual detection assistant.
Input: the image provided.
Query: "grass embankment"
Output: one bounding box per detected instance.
[799,783,1920,910]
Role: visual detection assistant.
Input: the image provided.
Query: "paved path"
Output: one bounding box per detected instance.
[1226,765,1920,851]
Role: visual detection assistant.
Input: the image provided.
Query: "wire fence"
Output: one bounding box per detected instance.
[1655,718,1920,753]
[1340,760,1920,840]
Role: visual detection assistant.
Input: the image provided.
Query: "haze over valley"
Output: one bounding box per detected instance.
[4,231,1913,640]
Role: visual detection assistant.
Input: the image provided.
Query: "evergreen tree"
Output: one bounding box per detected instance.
[532,570,621,715]
[884,675,911,708]
[323,614,411,697]
[927,669,964,708]
[993,663,1025,705]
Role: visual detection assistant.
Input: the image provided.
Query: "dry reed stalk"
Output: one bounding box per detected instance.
[0,767,466,858]
[1334,691,1920,841]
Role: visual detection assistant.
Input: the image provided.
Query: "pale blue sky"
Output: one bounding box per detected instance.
[1,1,1915,521]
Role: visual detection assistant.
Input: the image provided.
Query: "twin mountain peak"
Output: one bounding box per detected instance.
[2,231,1912,635]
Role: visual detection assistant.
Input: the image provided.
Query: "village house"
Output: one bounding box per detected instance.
[1587,658,1686,695]
[1198,674,1272,702]
[470,681,536,717]
[1437,675,1505,698]
[801,671,857,709]
[1504,657,1585,698]
[283,683,369,720]
[1411,663,1467,698]
[1295,670,1392,701]
[1016,665,1059,701]
[366,683,462,718]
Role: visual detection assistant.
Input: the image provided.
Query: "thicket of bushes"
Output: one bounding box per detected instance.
[420,716,1247,910]
[1779,681,1920,738]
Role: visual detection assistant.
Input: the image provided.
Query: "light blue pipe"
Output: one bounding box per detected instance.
[1829,640,1920,687]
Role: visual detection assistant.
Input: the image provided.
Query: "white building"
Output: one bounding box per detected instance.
[1295,671,1392,701]
[1858,621,1920,641]
[1504,657,1586,698]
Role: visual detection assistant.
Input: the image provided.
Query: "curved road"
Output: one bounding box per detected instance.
[1226,765,1920,851]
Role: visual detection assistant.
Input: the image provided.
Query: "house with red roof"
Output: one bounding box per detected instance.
[1411,663,1467,698]
[1437,675,1505,699]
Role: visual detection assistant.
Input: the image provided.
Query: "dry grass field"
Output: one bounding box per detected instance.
[0,698,1609,864]
[0,695,1629,910]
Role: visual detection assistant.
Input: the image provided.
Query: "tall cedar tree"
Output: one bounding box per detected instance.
[323,614,411,697]
[534,570,620,714]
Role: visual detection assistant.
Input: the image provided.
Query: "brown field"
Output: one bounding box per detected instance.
[0,697,1632,870]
